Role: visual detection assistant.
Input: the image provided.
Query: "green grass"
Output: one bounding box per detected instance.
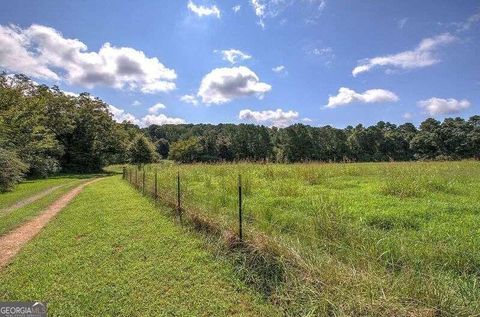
[124,161,480,316]
[0,177,279,316]
[0,175,94,236]
[0,176,84,210]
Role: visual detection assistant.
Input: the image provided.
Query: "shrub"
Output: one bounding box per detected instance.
[0,148,29,192]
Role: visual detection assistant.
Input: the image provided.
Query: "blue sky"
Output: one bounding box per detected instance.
[0,0,478,127]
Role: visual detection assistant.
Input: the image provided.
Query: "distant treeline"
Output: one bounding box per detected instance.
[1,73,479,189]
[147,117,480,163]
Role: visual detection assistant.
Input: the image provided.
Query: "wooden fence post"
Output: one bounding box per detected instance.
[238,174,243,241]
[122,166,126,180]
[142,168,146,195]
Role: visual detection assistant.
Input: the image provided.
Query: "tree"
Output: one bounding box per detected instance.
[128,135,159,165]
[156,138,170,159]
[0,148,29,192]
[168,137,204,163]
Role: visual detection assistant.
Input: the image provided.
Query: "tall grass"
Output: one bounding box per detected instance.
[119,161,480,316]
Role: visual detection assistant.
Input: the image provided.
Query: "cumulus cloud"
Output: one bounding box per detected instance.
[198,66,271,104]
[148,103,167,114]
[272,65,285,72]
[417,97,471,115]
[216,49,252,64]
[187,1,220,18]
[239,108,299,127]
[132,100,141,106]
[0,24,177,93]
[109,104,185,126]
[232,5,242,13]
[142,114,186,125]
[352,33,456,76]
[326,87,399,108]
[180,94,199,105]
[109,105,141,125]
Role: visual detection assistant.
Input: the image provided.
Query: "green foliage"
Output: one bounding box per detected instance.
[0,73,145,178]
[168,137,204,163]
[128,134,159,164]
[0,148,29,192]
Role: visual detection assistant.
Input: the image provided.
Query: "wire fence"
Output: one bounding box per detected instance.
[123,165,245,241]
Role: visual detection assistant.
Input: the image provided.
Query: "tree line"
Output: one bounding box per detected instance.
[1,73,479,191]
[147,117,480,163]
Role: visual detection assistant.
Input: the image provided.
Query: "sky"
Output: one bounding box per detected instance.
[0,0,479,128]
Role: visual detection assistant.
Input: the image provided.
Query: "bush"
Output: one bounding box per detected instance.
[0,148,29,192]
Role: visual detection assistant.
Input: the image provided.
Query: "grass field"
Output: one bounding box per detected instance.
[118,161,480,316]
[0,177,279,316]
[0,176,93,236]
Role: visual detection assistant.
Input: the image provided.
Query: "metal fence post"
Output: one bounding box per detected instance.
[154,169,158,202]
[135,168,138,188]
[177,171,182,224]
[238,174,243,241]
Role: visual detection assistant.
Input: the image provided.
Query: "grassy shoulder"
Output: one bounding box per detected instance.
[0,176,279,316]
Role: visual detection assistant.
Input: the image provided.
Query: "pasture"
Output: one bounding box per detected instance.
[118,161,480,316]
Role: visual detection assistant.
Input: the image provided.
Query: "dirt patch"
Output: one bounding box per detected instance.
[0,185,65,216]
[0,178,101,268]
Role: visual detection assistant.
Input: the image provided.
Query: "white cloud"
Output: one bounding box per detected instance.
[272,65,285,72]
[109,105,141,125]
[187,1,220,18]
[148,103,167,114]
[306,46,335,66]
[250,0,327,28]
[402,112,413,120]
[326,87,399,108]
[455,11,480,32]
[180,94,199,106]
[251,0,266,18]
[233,5,241,13]
[142,114,186,126]
[109,104,185,126]
[352,33,456,76]
[0,24,177,93]
[198,66,271,104]
[239,108,299,127]
[132,100,141,106]
[216,49,252,64]
[417,97,471,115]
